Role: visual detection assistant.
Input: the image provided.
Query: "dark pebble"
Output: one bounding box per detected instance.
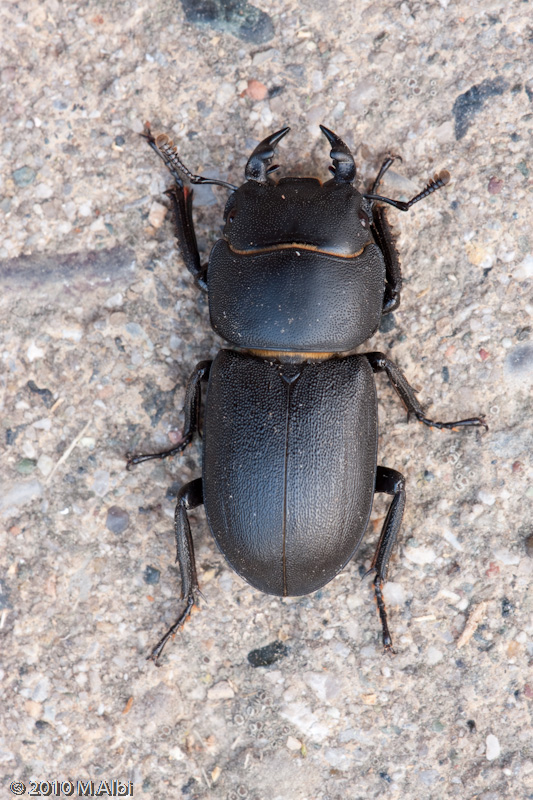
[0,580,11,610]
[17,458,37,475]
[452,77,508,140]
[105,506,130,535]
[501,597,514,617]
[379,313,396,333]
[505,343,533,376]
[144,565,161,585]
[181,0,274,44]
[247,640,289,667]
[114,135,125,146]
[525,534,533,558]
[27,380,55,408]
[12,166,36,187]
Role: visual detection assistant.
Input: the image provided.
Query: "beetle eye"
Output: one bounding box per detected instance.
[228,210,236,223]
[358,209,370,228]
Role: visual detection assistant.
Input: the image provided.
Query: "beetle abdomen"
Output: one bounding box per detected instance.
[203,350,378,596]
[208,241,386,352]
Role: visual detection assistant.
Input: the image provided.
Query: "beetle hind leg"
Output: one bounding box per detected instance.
[369,466,406,652]
[150,477,204,664]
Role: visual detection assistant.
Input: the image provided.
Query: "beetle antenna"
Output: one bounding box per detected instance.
[364,170,450,211]
[143,128,238,191]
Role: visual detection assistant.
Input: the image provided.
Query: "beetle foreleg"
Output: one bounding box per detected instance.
[127,360,212,468]
[150,477,204,663]
[365,352,488,431]
[370,466,406,652]
[166,184,208,291]
[371,206,402,314]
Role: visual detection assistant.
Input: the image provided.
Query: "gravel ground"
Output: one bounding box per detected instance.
[1,2,532,799]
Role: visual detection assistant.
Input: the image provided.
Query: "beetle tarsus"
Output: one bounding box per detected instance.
[149,593,197,665]
[150,478,204,664]
[416,413,488,432]
[126,437,192,470]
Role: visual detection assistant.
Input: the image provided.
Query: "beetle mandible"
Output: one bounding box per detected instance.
[129,125,486,662]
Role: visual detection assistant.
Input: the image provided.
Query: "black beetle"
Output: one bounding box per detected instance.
[130,125,486,661]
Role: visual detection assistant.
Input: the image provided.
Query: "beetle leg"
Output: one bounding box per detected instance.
[370,466,406,651]
[127,360,212,468]
[367,157,403,313]
[372,206,402,314]
[369,155,399,194]
[365,352,488,431]
[165,184,208,291]
[150,477,204,663]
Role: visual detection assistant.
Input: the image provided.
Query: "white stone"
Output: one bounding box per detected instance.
[492,548,520,566]
[37,454,54,477]
[486,734,501,761]
[477,490,496,505]
[286,736,301,751]
[404,545,437,565]
[207,681,234,700]
[383,581,405,606]
[426,647,444,666]
[27,342,45,362]
[514,254,533,279]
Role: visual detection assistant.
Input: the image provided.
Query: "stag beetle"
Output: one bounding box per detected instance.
[129,125,486,661]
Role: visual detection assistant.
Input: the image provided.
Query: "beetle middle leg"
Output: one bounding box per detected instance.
[150,477,204,663]
[127,360,212,468]
[370,466,406,651]
[365,352,488,430]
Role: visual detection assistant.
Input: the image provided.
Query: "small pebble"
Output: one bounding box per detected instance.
[244,79,268,101]
[27,342,45,362]
[105,506,130,535]
[247,640,289,667]
[404,545,437,565]
[286,735,302,751]
[35,183,54,199]
[488,176,503,194]
[37,454,54,477]
[207,681,235,700]
[426,647,444,666]
[13,166,36,186]
[17,458,37,475]
[148,201,167,228]
[143,566,160,585]
[478,490,495,505]
[486,734,501,761]
[525,534,533,558]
